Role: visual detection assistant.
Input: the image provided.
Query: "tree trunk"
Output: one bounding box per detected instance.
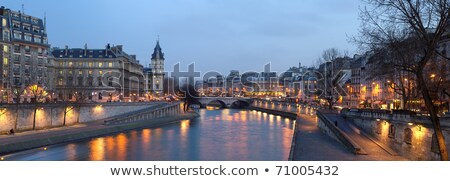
[33,106,37,130]
[63,108,67,126]
[417,72,448,160]
[15,103,19,131]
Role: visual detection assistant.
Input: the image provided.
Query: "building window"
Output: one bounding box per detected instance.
[12,22,20,29]
[88,77,93,86]
[98,77,102,86]
[78,62,83,67]
[25,34,31,41]
[99,62,103,67]
[34,36,41,43]
[33,26,40,33]
[13,45,20,53]
[108,62,113,67]
[78,70,83,75]
[3,45,8,53]
[3,30,10,41]
[25,46,30,54]
[88,70,93,75]
[403,128,412,144]
[59,62,63,67]
[58,78,63,86]
[88,62,93,67]
[78,77,83,86]
[67,77,73,86]
[388,125,395,138]
[3,58,8,65]
[23,26,30,31]
[59,70,63,75]
[13,32,22,39]
[68,70,73,75]
[68,62,73,67]
[99,70,103,75]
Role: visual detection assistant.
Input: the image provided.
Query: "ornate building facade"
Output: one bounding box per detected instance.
[51,44,144,102]
[0,6,50,103]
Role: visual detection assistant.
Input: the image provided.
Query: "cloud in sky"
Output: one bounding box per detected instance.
[3,0,362,74]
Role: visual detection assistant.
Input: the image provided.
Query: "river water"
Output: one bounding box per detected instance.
[5,109,295,161]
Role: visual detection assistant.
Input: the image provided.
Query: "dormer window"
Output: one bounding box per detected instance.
[12,13,18,18]
[31,18,39,24]
[12,22,20,29]
[33,26,40,33]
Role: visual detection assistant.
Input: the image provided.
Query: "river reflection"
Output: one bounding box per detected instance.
[4,109,294,161]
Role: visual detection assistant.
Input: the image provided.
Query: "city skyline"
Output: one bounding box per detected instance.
[2,0,362,73]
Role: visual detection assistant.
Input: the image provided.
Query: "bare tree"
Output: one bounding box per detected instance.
[11,86,25,131]
[28,84,48,130]
[317,48,348,109]
[357,0,450,160]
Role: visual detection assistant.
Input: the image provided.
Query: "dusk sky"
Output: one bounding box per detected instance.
[2,0,363,75]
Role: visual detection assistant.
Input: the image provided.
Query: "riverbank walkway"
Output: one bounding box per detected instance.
[253,103,407,160]
[0,102,196,156]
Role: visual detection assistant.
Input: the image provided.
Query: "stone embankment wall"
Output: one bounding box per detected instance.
[0,102,167,132]
[342,109,450,160]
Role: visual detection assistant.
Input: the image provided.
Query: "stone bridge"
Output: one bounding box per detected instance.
[196,97,253,108]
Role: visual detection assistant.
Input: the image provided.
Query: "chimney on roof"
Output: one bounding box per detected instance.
[106,43,110,56]
[84,43,88,56]
[65,45,68,56]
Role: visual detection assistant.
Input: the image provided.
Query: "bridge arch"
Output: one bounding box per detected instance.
[230,100,250,108]
[206,100,227,108]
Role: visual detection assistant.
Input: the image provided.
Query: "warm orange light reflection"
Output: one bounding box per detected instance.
[180,119,190,139]
[116,134,128,160]
[89,138,105,161]
[67,144,76,160]
[142,129,151,148]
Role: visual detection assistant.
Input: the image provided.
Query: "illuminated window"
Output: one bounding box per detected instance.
[108,62,113,67]
[3,45,7,53]
[59,62,63,67]
[79,70,82,75]
[88,70,93,75]
[89,62,93,67]
[59,70,63,75]
[58,78,63,85]
[78,62,83,67]
[68,61,73,67]
[98,62,103,67]
[99,70,103,75]
[2,18,6,27]
[68,70,73,74]
[3,58,8,65]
